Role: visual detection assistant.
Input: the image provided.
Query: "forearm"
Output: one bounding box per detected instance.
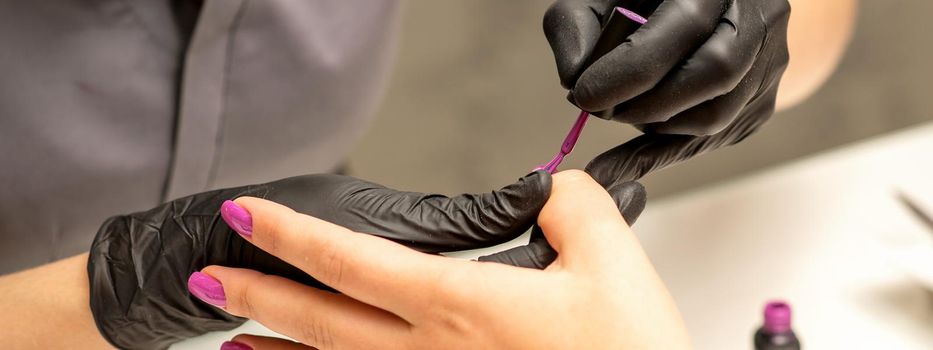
[0,253,112,349]
[777,0,858,110]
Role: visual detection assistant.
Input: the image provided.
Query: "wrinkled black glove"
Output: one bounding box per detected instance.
[544,0,790,188]
[87,171,645,349]
[89,172,549,349]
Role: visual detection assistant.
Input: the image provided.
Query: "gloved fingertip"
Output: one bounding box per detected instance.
[583,159,616,189]
[521,168,549,178]
[607,181,647,224]
[477,237,556,270]
[570,78,613,114]
[552,57,585,90]
[516,169,552,196]
[565,90,578,106]
[480,169,552,227]
[543,1,609,89]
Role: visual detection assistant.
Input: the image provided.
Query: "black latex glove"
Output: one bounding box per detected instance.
[544,0,790,187]
[478,180,646,268]
[89,172,553,350]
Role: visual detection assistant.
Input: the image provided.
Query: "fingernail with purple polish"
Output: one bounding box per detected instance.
[221,200,253,238]
[188,272,227,308]
[220,340,253,350]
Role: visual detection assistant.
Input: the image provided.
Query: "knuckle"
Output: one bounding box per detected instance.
[267,211,304,257]
[261,212,286,255]
[316,238,347,288]
[235,273,268,319]
[296,312,335,349]
[675,1,717,35]
[256,205,303,257]
[432,264,483,310]
[423,267,481,335]
[707,45,735,75]
[701,42,744,94]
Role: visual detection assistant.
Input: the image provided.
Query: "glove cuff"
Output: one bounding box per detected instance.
[87,194,247,349]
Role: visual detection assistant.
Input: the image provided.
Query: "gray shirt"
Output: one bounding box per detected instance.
[0,0,401,273]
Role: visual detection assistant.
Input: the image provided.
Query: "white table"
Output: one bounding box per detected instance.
[177,124,933,349]
[634,123,933,349]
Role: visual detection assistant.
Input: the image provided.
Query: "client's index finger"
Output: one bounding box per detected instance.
[231,196,456,320]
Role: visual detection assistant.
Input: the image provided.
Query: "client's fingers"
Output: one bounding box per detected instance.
[222,197,464,319]
[478,180,646,269]
[536,170,634,271]
[227,334,313,350]
[194,267,409,350]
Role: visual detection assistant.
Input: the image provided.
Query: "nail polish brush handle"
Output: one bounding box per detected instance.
[536,7,648,173]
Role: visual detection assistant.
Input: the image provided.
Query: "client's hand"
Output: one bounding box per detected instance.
[193,170,691,350]
[88,172,551,349]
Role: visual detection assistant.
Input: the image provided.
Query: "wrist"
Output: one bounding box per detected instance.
[0,253,113,349]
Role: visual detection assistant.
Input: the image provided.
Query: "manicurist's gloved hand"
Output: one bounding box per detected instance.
[544,0,791,187]
[89,172,555,349]
[88,171,646,350]
[189,170,689,350]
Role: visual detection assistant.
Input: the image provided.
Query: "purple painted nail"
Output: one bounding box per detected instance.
[221,200,253,238]
[188,272,226,308]
[220,341,253,350]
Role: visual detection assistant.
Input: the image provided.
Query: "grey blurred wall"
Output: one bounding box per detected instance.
[348,0,933,198]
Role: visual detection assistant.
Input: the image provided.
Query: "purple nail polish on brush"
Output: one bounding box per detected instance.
[754,301,801,350]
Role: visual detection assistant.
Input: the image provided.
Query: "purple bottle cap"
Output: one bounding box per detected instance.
[763,301,793,334]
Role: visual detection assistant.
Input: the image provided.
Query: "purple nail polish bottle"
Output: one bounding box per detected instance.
[754,301,801,350]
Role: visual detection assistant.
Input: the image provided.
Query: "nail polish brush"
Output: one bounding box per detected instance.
[535,7,648,173]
